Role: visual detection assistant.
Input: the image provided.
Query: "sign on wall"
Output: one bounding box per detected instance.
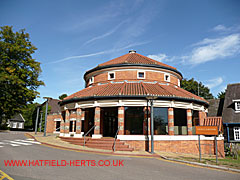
[196,126,218,135]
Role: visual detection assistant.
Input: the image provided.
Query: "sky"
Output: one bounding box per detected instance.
[1,0,240,103]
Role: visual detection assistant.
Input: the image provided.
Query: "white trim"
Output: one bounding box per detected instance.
[108,72,115,80]
[54,118,61,121]
[164,73,170,82]
[70,118,76,121]
[117,135,224,141]
[74,134,83,138]
[235,101,240,112]
[233,127,240,141]
[72,99,208,111]
[92,134,102,139]
[53,131,60,134]
[137,71,145,79]
[89,77,94,84]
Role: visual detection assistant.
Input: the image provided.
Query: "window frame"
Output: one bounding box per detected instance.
[108,72,115,80]
[137,71,145,79]
[89,77,94,84]
[235,101,240,112]
[164,73,170,82]
[233,127,240,141]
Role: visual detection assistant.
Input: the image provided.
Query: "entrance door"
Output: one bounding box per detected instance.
[102,107,118,137]
[82,108,95,136]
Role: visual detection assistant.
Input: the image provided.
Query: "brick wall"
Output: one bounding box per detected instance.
[125,139,225,158]
[46,114,62,133]
[87,70,180,87]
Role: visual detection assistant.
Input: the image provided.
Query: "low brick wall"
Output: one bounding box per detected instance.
[125,140,225,158]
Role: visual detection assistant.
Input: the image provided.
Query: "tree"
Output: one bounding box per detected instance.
[21,103,39,129]
[59,94,67,100]
[0,26,44,125]
[217,90,226,99]
[181,78,214,100]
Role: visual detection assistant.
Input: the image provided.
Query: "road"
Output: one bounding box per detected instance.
[0,131,239,180]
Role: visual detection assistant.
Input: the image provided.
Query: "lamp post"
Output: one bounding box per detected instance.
[39,111,43,132]
[43,97,52,137]
[146,96,158,154]
[34,106,40,135]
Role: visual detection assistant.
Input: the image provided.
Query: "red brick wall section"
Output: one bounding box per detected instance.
[65,110,70,133]
[46,114,62,133]
[94,107,100,134]
[168,108,174,135]
[199,111,207,126]
[125,139,225,158]
[118,107,124,135]
[88,70,180,87]
[187,109,192,135]
[76,108,82,134]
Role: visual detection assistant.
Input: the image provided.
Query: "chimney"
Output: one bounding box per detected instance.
[129,50,136,54]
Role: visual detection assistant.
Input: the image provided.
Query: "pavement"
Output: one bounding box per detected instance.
[0,131,240,180]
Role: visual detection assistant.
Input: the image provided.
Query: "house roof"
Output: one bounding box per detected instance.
[84,51,182,78]
[9,114,25,122]
[42,99,61,114]
[62,81,208,105]
[99,52,176,69]
[222,83,240,123]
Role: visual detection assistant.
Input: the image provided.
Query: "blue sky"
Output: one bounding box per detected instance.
[1,0,240,103]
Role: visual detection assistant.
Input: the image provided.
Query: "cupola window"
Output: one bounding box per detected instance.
[137,71,145,79]
[164,74,170,82]
[89,77,94,84]
[108,72,115,80]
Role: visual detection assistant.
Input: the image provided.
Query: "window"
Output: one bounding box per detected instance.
[234,127,240,141]
[137,71,145,79]
[56,121,60,131]
[164,74,170,82]
[18,123,23,129]
[108,72,115,80]
[89,77,94,84]
[174,108,187,135]
[124,107,144,135]
[153,107,168,135]
[235,102,240,111]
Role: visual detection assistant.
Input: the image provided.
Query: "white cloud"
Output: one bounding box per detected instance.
[213,25,229,32]
[47,41,149,64]
[205,77,223,89]
[147,53,168,62]
[83,20,128,46]
[183,34,240,65]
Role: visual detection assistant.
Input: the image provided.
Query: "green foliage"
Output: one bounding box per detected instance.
[59,94,67,100]
[0,26,44,124]
[21,103,39,129]
[181,78,214,100]
[217,90,226,99]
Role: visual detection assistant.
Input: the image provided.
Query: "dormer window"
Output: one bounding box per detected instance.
[89,77,94,84]
[137,71,145,79]
[108,72,115,80]
[235,101,240,112]
[164,73,170,82]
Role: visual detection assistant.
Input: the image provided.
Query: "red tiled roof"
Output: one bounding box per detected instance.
[98,52,176,70]
[64,82,207,103]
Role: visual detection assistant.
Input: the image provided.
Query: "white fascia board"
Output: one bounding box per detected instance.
[117,135,224,141]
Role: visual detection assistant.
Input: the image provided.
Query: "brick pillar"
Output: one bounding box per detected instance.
[93,107,102,138]
[65,110,70,133]
[60,112,65,134]
[76,108,82,135]
[168,108,174,135]
[199,111,206,126]
[54,121,56,132]
[118,106,124,135]
[187,109,192,135]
